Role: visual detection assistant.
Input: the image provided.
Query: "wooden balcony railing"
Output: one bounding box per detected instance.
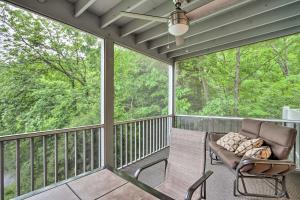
[0,124,104,200]
[114,115,171,169]
[1,114,299,200]
[0,115,171,200]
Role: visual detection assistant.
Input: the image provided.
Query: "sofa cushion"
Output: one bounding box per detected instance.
[259,122,297,160]
[209,141,241,169]
[239,119,262,138]
[234,138,264,156]
[216,132,246,152]
[244,146,272,160]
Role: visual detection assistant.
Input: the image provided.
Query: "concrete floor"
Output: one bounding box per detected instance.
[122,148,300,200]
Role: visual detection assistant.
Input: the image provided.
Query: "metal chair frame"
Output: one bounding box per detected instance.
[209,139,297,199]
[135,131,213,200]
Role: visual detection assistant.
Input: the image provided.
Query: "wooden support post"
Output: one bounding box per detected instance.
[101,38,115,168]
[168,61,176,144]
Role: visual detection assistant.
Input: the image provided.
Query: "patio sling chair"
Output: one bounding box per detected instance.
[134,128,213,200]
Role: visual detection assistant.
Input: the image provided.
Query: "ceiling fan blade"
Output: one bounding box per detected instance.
[175,36,184,46]
[120,11,169,23]
[186,0,241,21]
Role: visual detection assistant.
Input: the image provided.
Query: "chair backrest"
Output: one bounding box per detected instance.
[259,122,297,160]
[239,119,262,138]
[163,128,206,198]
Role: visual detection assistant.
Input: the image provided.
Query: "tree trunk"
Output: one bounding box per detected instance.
[234,47,240,116]
[200,77,209,105]
[270,40,289,77]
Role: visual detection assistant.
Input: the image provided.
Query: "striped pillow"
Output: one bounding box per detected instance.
[244,146,272,159]
[216,132,247,152]
[234,138,264,156]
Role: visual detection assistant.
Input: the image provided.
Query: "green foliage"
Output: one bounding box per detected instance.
[176,34,300,118]
[0,2,101,135]
[0,1,300,199]
[114,46,168,121]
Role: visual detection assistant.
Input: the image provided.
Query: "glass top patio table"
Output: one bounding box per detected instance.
[17,167,174,200]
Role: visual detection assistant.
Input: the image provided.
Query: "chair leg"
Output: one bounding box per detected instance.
[209,148,213,165]
[234,173,290,198]
[209,148,220,165]
[282,176,290,199]
[233,180,237,197]
[275,177,278,195]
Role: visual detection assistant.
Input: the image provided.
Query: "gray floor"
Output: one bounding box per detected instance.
[122,148,300,200]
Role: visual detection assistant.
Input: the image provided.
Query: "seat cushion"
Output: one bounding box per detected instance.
[239,119,262,138]
[209,141,241,169]
[259,122,297,160]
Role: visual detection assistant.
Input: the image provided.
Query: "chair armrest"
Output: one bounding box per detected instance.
[237,158,296,175]
[134,158,168,179]
[184,171,213,200]
[240,158,295,166]
[208,132,226,141]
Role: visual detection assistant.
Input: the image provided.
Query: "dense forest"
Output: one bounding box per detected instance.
[0,2,168,136]
[0,2,299,199]
[176,35,300,118]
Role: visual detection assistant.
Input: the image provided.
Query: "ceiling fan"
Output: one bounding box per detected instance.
[120,0,241,46]
[120,0,190,46]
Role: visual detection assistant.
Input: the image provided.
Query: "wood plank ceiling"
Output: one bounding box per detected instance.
[4,0,300,64]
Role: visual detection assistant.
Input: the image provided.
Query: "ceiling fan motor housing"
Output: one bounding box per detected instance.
[168,9,189,36]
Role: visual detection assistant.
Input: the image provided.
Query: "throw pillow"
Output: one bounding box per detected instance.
[216,132,247,152]
[234,138,264,156]
[244,146,272,159]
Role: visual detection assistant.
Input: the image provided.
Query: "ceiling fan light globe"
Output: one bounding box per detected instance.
[168,24,189,36]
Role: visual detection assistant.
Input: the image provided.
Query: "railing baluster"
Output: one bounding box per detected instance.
[154,119,156,151]
[153,119,155,152]
[74,131,77,176]
[130,123,132,164]
[125,124,128,166]
[145,120,149,155]
[166,117,168,146]
[0,141,4,200]
[64,132,68,180]
[16,139,20,196]
[83,130,86,173]
[134,122,137,161]
[150,119,152,153]
[139,121,141,160]
[30,138,34,191]
[54,134,58,183]
[155,119,157,150]
[152,119,157,152]
[120,125,123,167]
[43,136,47,187]
[156,119,159,150]
[162,118,164,147]
[114,126,117,168]
[168,117,170,145]
[91,129,94,170]
[142,121,145,157]
[159,118,161,149]
[98,128,102,168]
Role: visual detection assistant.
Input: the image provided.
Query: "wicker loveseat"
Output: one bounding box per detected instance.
[208,119,297,198]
